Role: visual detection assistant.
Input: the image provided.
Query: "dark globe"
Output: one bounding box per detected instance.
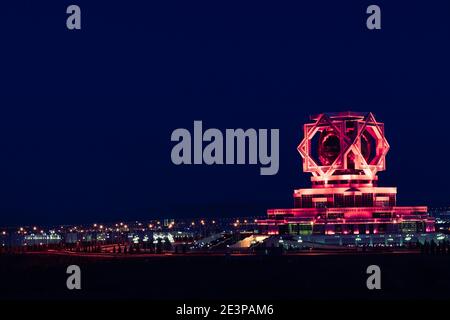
[318,129,340,165]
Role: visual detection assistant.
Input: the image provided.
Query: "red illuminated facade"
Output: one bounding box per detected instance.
[259,112,435,236]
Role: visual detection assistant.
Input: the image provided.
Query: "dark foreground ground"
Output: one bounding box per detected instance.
[1,253,449,300]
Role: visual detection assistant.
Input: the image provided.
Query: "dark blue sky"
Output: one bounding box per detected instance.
[0,1,449,226]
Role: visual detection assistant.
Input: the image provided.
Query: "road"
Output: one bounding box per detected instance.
[22,248,421,258]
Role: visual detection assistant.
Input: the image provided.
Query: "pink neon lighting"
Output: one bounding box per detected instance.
[258,112,435,237]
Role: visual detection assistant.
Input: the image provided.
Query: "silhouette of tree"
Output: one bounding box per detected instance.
[430,239,437,255]
[424,241,429,254]
[156,239,163,254]
[163,238,172,252]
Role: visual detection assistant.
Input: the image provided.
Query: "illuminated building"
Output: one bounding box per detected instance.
[258,112,435,238]
[24,232,62,246]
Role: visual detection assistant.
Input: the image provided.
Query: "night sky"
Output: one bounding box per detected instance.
[0,1,449,226]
